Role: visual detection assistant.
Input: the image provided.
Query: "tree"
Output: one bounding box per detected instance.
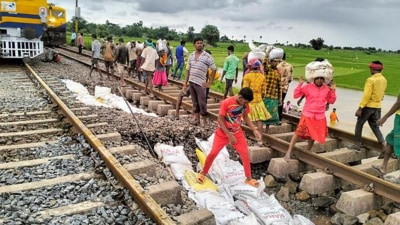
[200,25,220,46]
[309,37,324,50]
[187,26,195,42]
[220,35,229,42]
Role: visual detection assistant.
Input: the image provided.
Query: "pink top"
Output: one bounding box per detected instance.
[294,82,336,120]
[77,36,83,45]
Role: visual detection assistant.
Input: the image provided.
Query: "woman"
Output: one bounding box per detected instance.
[284,58,337,160]
[242,59,271,146]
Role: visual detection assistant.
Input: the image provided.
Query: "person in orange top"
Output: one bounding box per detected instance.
[330,108,339,124]
[196,87,262,188]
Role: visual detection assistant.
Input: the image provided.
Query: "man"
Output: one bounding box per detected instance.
[139,39,159,97]
[173,40,186,80]
[101,36,115,80]
[196,87,262,188]
[221,45,239,99]
[372,93,400,175]
[70,31,76,46]
[353,61,387,151]
[277,52,293,120]
[284,59,336,160]
[262,48,283,133]
[77,32,84,54]
[183,37,216,126]
[89,34,102,79]
[165,42,173,78]
[114,38,129,87]
[241,52,249,87]
[128,41,137,77]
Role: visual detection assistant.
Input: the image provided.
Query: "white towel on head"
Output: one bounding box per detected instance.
[305,60,334,84]
[268,48,284,60]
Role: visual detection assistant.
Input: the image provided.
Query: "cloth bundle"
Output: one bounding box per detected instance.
[305,59,334,84]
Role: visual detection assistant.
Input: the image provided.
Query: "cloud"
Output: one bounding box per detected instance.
[51,0,400,50]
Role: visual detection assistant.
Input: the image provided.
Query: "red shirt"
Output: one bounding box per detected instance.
[219,97,250,133]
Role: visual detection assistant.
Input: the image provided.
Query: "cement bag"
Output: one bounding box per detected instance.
[195,135,230,161]
[153,143,191,165]
[62,79,90,95]
[247,194,292,225]
[94,86,111,98]
[184,170,218,192]
[196,148,207,167]
[169,163,193,180]
[229,178,266,199]
[192,190,245,225]
[211,160,246,185]
[94,86,112,104]
[228,213,262,225]
[292,215,314,225]
[195,140,229,163]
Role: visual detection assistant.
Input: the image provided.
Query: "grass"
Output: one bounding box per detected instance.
[68,34,399,96]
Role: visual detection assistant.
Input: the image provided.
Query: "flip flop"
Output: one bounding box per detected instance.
[245,178,260,188]
[372,165,385,175]
[196,173,205,184]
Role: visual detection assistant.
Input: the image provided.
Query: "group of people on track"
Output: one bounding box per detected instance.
[83,33,399,187]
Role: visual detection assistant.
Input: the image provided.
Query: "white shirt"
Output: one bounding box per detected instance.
[141,46,159,72]
[91,40,101,59]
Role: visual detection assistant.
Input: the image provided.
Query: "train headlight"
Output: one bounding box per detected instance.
[39,7,47,23]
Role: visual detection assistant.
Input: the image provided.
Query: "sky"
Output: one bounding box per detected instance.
[51,0,400,51]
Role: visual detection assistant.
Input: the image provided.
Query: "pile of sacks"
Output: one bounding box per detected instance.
[154,134,315,225]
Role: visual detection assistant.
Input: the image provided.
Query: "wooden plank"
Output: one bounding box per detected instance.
[0,111,52,118]
[0,128,62,137]
[38,201,106,218]
[0,141,58,152]
[0,118,58,126]
[0,155,74,170]
[0,172,95,194]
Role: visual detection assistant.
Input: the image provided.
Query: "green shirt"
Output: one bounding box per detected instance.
[223,54,239,79]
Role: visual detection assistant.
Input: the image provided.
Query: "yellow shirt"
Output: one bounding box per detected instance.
[359,73,387,108]
[243,71,266,103]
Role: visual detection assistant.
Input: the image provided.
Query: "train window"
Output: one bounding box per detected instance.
[52,10,65,18]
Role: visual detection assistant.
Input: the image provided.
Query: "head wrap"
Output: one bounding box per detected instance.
[369,62,383,71]
[247,58,264,74]
[145,39,155,49]
[305,59,334,84]
[268,48,284,60]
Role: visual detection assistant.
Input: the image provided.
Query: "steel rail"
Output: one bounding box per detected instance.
[57,48,400,203]
[24,63,176,225]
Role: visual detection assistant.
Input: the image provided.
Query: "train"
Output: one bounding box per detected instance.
[42,3,67,47]
[0,0,66,59]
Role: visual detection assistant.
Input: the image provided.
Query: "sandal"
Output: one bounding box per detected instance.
[196,173,205,184]
[245,178,260,188]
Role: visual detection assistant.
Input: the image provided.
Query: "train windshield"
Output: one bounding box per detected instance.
[52,10,65,18]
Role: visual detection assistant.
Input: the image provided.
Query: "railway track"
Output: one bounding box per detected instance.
[0,63,194,224]
[46,46,400,223]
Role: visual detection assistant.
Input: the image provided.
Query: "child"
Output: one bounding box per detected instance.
[152,49,168,91]
[284,58,337,160]
[196,87,262,187]
[242,59,271,146]
[330,108,339,124]
[283,101,293,113]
